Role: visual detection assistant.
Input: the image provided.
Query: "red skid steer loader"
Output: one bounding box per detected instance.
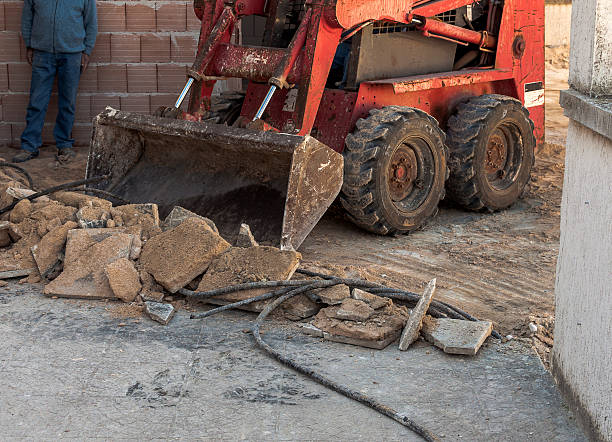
[87,0,544,250]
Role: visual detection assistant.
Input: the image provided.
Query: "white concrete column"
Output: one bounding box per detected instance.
[568,0,612,97]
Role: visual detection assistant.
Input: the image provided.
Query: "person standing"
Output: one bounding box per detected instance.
[13,0,97,164]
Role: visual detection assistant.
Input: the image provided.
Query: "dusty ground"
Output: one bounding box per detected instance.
[0,65,569,340]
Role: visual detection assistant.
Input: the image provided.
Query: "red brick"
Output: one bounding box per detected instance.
[8,63,31,92]
[91,94,121,116]
[187,5,202,32]
[126,3,156,32]
[156,64,187,93]
[78,65,98,92]
[0,64,8,91]
[11,123,26,146]
[72,124,93,146]
[111,34,140,63]
[141,34,170,63]
[171,34,197,63]
[156,3,186,32]
[41,124,55,145]
[45,94,59,123]
[0,123,11,145]
[90,33,112,63]
[2,93,28,122]
[98,2,126,32]
[150,93,181,112]
[18,36,28,62]
[127,64,157,93]
[97,64,127,92]
[120,95,150,114]
[0,4,6,32]
[75,95,92,122]
[4,2,22,33]
[0,33,20,63]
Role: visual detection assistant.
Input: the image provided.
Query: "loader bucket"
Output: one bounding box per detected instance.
[86,108,344,250]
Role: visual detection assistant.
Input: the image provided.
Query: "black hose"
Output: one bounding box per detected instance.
[0,162,35,189]
[251,287,439,442]
[73,188,130,205]
[189,279,341,319]
[0,175,109,215]
[179,280,308,299]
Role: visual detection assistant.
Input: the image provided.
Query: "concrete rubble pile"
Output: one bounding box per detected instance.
[0,161,492,353]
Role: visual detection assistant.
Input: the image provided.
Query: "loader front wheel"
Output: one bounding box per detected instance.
[445,95,535,211]
[341,107,448,235]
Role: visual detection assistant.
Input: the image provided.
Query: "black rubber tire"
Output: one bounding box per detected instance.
[201,91,245,125]
[445,94,536,211]
[341,106,448,235]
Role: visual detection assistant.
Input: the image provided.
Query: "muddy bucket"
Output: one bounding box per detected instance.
[86,108,343,250]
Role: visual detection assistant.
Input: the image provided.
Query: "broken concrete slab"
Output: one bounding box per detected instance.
[30,221,78,279]
[111,204,161,239]
[161,206,218,234]
[351,288,390,310]
[422,316,493,355]
[196,245,301,309]
[313,302,410,349]
[62,227,141,265]
[76,206,110,229]
[50,191,112,210]
[6,187,50,203]
[280,295,320,320]
[317,284,350,305]
[9,199,31,224]
[399,278,436,351]
[28,202,77,225]
[234,223,258,248]
[105,258,141,303]
[333,298,374,322]
[145,301,175,325]
[141,217,231,293]
[0,269,36,279]
[44,230,134,299]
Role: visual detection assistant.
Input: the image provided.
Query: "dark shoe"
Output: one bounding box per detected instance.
[56,147,76,165]
[11,150,39,163]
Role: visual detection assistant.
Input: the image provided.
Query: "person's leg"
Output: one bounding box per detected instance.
[19,51,57,156]
[54,52,81,152]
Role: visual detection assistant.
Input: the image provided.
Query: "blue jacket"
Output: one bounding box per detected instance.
[22,0,97,55]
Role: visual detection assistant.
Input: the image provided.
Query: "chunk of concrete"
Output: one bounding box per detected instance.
[145,301,175,325]
[196,245,301,310]
[6,187,49,202]
[399,278,436,351]
[280,295,320,320]
[9,199,31,224]
[30,221,78,279]
[43,230,134,299]
[333,298,374,322]
[111,204,161,239]
[105,258,141,303]
[50,191,112,210]
[76,206,110,229]
[140,217,231,293]
[0,269,36,279]
[64,228,135,264]
[234,223,258,248]
[421,316,493,355]
[317,284,350,305]
[351,288,390,310]
[313,302,410,349]
[28,202,77,225]
[0,221,11,247]
[161,206,218,234]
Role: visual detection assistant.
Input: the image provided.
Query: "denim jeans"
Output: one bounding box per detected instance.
[21,50,81,153]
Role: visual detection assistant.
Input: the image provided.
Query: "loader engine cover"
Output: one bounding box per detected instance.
[86,108,343,250]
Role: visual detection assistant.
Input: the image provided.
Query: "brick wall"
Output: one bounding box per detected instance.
[0,1,201,147]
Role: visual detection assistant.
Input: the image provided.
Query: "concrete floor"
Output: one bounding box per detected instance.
[0,283,584,441]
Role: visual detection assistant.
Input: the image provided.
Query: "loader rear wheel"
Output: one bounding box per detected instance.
[202,92,245,125]
[445,95,535,211]
[341,106,448,235]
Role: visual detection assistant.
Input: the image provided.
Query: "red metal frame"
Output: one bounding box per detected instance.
[184,0,545,148]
